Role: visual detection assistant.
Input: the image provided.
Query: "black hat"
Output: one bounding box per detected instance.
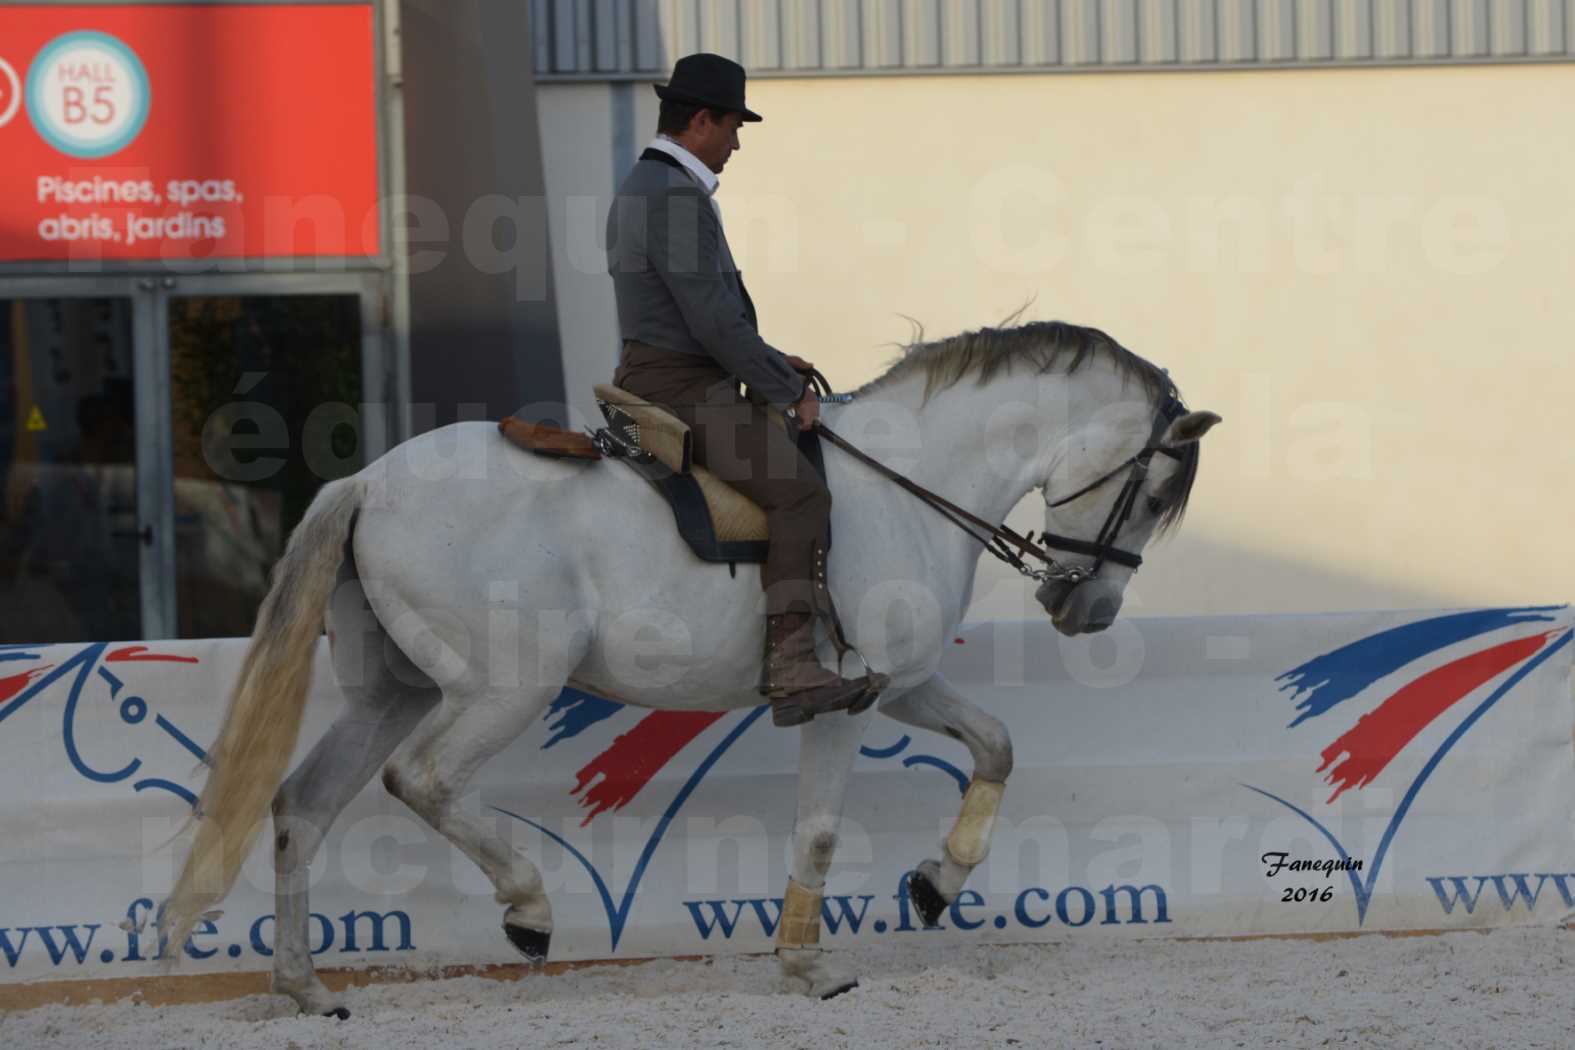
[653,53,762,122]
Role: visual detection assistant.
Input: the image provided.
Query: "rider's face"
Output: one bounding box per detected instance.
[693,111,744,174]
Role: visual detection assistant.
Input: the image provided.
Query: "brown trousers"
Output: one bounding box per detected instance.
[613,341,827,616]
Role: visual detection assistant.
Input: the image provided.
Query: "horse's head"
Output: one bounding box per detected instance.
[851,318,1221,635]
[1033,398,1220,636]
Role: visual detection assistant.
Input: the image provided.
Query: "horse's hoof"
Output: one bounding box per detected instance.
[504,922,551,965]
[820,977,859,1000]
[907,867,947,928]
[275,975,344,1018]
[778,946,859,999]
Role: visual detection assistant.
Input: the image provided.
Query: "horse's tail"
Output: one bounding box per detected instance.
[159,475,363,955]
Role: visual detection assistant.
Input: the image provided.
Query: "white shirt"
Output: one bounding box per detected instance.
[648,135,720,214]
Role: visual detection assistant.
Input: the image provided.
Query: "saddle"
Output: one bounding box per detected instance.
[498,385,826,565]
[499,384,884,710]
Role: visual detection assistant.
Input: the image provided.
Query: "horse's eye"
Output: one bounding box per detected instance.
[1146,496,1166,516]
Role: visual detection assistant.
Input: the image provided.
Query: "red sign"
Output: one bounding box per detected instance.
[0,4,381,262]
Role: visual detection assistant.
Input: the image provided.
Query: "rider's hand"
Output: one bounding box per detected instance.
[792,392,820,431]
[784,354,814,373]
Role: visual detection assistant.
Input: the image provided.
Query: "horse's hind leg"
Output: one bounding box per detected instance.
[878,673,1013,926]
[381,673,575,963]
[271,553,440,1017]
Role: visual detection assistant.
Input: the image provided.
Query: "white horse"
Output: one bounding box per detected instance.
[161,321,1220,1015]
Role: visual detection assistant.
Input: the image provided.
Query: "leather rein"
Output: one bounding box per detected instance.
[794,369,1186,588]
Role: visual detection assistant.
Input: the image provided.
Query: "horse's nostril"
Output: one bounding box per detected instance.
[1081,593,1120,633]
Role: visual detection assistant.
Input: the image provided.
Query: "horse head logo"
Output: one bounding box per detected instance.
[0,642,207,809]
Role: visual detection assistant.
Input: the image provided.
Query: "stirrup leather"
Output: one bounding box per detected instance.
[809,541,886,714]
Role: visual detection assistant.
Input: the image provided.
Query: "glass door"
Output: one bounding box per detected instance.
[0,286,143,642]
[156,275,389,638]
[0,274,390,643]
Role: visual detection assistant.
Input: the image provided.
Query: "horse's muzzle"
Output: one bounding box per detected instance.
[1035,579,1073,618]
[1039,579,1122,636]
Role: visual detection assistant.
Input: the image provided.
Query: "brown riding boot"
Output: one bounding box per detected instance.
[762,612,870,727]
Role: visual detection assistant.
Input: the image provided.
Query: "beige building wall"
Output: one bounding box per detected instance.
[538,65,1573,619]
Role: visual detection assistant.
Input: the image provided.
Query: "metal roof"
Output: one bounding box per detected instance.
[532,0,1575,78]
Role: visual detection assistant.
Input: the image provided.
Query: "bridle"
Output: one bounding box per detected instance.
[1031,396,1187,583]
[800,369,1188,589]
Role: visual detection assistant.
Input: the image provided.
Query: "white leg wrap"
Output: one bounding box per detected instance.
[945,779,1005,867]
[775,877,822,951]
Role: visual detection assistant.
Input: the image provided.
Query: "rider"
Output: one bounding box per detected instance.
[605,53,868,727]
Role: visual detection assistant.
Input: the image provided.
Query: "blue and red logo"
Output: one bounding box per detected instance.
[1245,606,1572,923]
[494,692,967,951]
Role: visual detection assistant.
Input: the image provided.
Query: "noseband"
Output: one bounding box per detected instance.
[803,370,1186,589]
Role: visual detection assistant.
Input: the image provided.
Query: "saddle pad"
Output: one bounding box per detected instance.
[593,384,773,559]
[592,384,830,563]
[617,454,771,562]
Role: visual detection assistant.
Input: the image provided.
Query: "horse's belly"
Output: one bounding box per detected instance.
[569,598,769,712]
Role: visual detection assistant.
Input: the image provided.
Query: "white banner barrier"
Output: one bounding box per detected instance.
[1,606,1571,988]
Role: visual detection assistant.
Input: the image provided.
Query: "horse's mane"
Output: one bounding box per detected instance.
[854,319,1198,532]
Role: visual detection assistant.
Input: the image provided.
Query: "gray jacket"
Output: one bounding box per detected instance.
[605,149,806,407]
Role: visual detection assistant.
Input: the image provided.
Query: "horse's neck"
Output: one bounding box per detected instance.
[822,377,1049,527]
[819,373,1071,627]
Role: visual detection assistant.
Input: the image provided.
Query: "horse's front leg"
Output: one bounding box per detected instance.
[776,708,872,999]
[878,673,1012,926]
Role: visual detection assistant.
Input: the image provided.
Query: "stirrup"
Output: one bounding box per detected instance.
[834,647,886,716]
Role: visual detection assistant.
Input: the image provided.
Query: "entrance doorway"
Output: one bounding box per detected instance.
[0,274,392,643]
[0,293,140,643]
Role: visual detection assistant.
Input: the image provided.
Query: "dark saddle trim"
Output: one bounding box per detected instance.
[619,454,770,564]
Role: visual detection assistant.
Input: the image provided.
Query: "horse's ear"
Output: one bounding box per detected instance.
[1161,410,1222,446]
